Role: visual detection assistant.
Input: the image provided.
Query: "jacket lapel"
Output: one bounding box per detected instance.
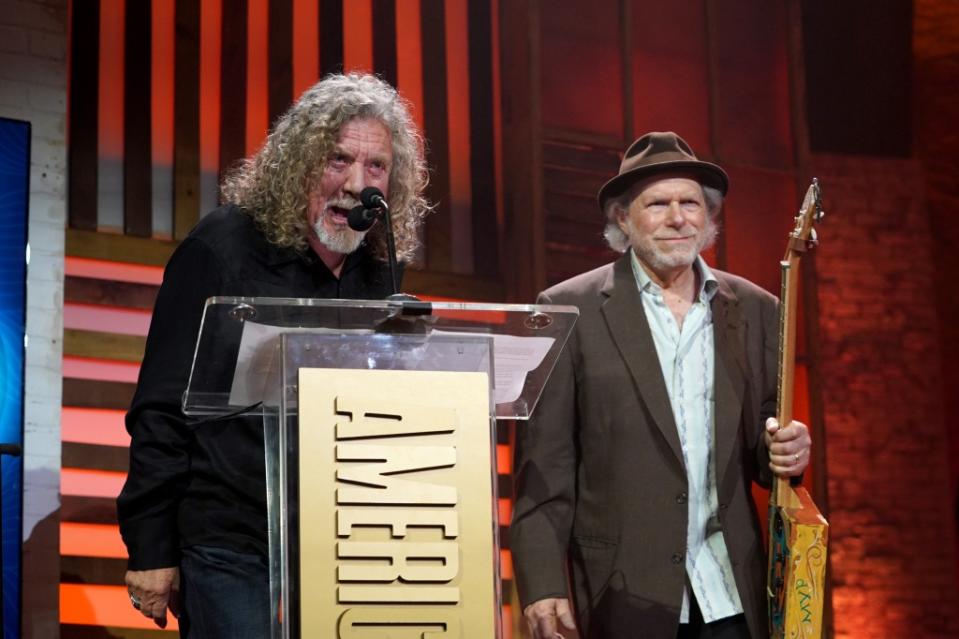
[600,254,685,470]
[711,276,746,488]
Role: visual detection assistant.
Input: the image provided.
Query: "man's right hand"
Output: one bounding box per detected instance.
[524,597,576,639]
[125,567,180,629]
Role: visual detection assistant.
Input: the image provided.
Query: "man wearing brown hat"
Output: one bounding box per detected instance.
[511,132,811,639]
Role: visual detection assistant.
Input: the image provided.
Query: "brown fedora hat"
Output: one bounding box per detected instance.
[597,131,729,210]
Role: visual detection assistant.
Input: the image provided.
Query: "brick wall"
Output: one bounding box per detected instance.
[811,154,959,638]
[0,0,67,637]
[914,0,959,588]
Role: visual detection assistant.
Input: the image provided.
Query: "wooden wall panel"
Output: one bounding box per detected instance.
[372,0,398,87]
[64,276,158,310]
[219,0,248,177]
[123,0,152,237]
[468,0,499,277]
[629,0,712,154]
[319,0,345,76]
[540,0,623,142]
[62,442,129,473]
[499,0,544,302]
[420,0,452,272]
[60,500,121,528]
[61,556,126,585]
[69,1,100,231]
[707,0,795,169]
[268,0,294,125]
[174,0,201,239]
[62,379,135,411]
[63,329,146,363]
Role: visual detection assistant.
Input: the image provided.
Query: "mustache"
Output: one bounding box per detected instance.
[326,197,361,211]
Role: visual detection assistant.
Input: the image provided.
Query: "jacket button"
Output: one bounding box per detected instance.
[671,553,684,564]
[676,492,687,505]
[719,503,727,510]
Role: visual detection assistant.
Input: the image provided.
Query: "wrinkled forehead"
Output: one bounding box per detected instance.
[332,117,393,150]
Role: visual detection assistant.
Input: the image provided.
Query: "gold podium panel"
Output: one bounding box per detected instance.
[298,368,497,638]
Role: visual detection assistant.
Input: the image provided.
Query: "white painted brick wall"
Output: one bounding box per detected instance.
[0,0,67,636]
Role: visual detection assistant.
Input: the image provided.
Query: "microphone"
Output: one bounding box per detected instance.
[354,186,399,296]
[360,186,389,212]
[347,204,379,232]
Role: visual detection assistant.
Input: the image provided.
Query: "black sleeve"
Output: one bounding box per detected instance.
[116,236,223,570]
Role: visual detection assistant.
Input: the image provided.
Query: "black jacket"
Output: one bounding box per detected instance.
[117,205,396,570]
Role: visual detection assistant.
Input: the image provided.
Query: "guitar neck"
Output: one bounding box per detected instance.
[773,250,802,507]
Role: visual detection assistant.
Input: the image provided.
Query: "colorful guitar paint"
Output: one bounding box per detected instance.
[767,179,830,639]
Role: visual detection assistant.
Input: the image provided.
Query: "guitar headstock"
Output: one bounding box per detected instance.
[785,178,825,258]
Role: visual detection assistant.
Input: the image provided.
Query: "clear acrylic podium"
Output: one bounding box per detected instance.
[182,297,577,638]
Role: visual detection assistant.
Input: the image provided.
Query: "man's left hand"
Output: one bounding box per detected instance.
[764,417,811,477]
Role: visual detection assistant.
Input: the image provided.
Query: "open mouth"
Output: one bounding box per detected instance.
[327,206,350,224]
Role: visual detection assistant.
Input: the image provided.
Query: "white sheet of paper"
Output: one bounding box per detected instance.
[431,330,554,404]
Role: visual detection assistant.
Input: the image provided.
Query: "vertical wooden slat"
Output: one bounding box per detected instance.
[246,0,270,155]
[268,0,294,126]
[395,0,424,131]
[372,0,398,87]
[174,0,201,239]
[319,0,344,77]
[292,0,320,96]
[444,0,473,272]
[420,0,452,272]
[343,0,373,72]
[98,0,126,231]
[69,0,100,231]
[468,0,498,277]
[499,0,544,302]
[219,0,248,179]
[199,0,224,215]
[151,0,176,238]
[123,0,152,237]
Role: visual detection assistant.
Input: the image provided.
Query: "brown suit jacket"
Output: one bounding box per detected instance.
[511,252,778,639]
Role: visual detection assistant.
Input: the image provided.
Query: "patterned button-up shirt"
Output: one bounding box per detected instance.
[630,250,744,624]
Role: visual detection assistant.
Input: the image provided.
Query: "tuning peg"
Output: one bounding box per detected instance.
[806,228,819,249]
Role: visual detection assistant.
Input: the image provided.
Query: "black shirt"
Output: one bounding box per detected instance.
[117,205,396,570]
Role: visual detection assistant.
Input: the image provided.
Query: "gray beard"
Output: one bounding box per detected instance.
[312,218,366,255]
[628,217,718,274]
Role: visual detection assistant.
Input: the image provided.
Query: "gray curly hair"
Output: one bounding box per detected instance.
[221,73,429,261]
[602,182,724,252]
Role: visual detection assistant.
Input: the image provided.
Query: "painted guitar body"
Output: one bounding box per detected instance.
[768,484,828,638]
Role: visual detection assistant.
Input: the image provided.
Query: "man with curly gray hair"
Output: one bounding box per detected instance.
[117,73,430,638]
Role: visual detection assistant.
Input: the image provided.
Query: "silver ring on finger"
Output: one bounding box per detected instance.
[130,593,142,610]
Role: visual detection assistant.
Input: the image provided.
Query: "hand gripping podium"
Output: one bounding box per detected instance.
[182,297,577,639]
